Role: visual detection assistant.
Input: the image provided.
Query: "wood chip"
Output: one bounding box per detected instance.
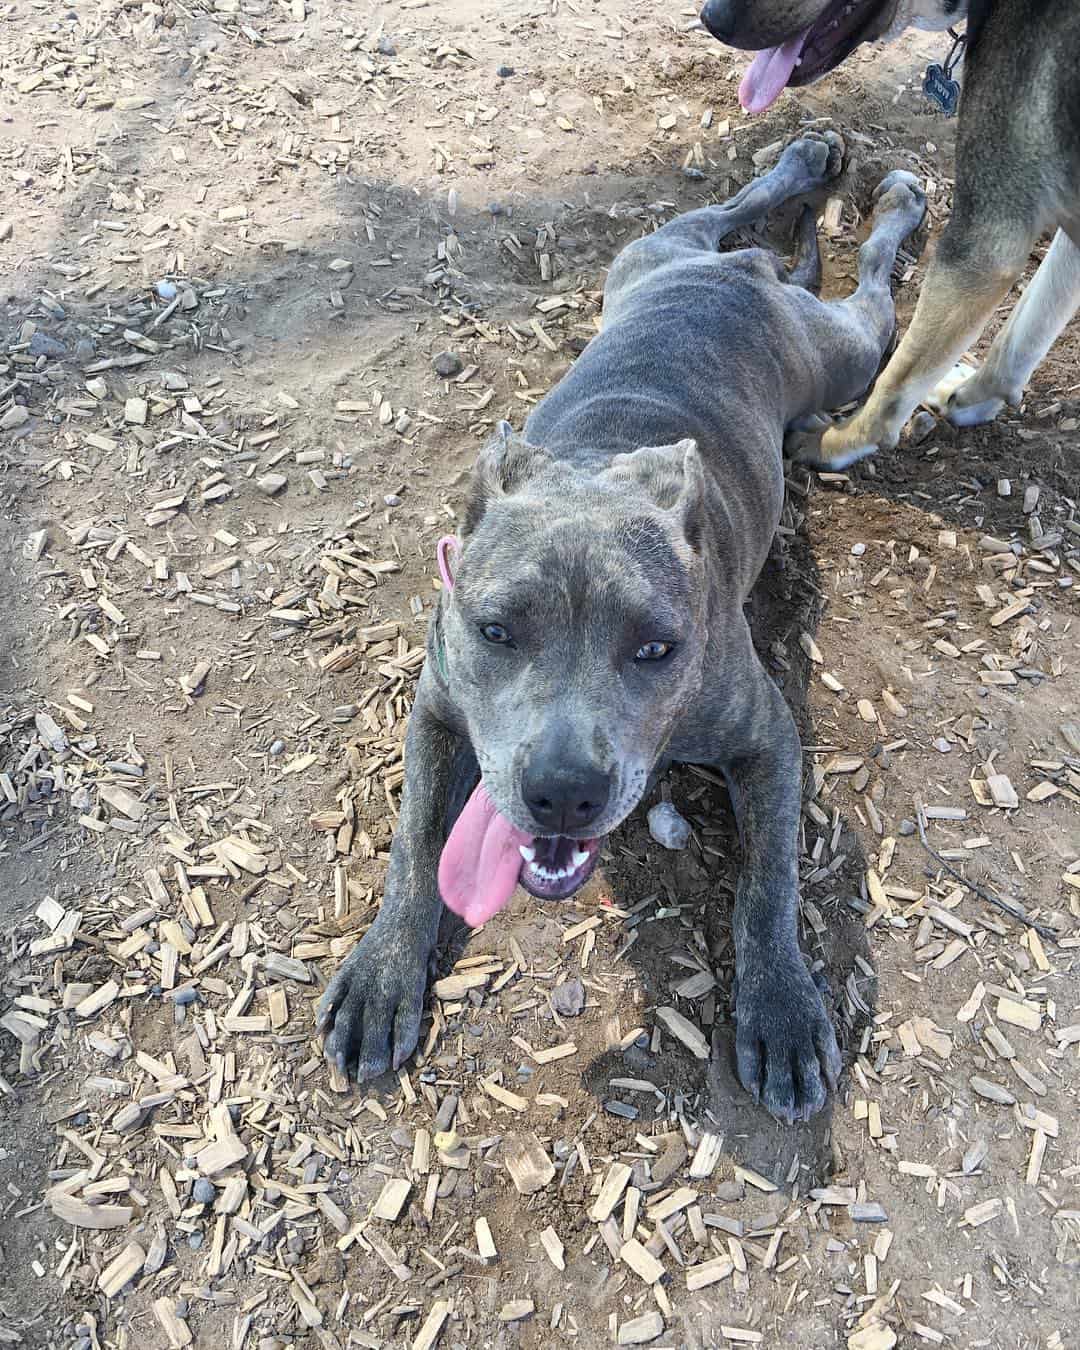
[686,1255,735,1291]
[412,1300,451,1350]
[618,1312,665,1345]
[504,1133,555,1195]
[590,1163,632,1222]
[654,1006,709,1059]
[98,1241,145,1296]
[619,1239,665,1285]
[372,1178,411,1221]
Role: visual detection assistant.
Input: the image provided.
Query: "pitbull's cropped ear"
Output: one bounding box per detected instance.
[608,438,706,551]
[464,420,552,535]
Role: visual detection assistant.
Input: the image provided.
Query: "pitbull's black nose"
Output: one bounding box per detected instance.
[700,0,738,40]
[523,749,610,834]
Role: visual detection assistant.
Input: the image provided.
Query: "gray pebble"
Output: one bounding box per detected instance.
[269,739,286,756]
[550,977,585,1017]
[647,800,691,850]
[384,493,402,507]
[187,1232,204,1251]
[433,350,463,378]
[192,1179,215,1205]
[29,332,67,359]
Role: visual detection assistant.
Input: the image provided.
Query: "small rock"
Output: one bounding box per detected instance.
[551,978,585,1017]
[384,493,402,507]
[647,801,691,850]
[850,541,866,557]
[898,818,916,837]
[155,280,178,301]
[682,167,705,180]
[715,1180,744,1202]
[187,1231,204,1252]
[970,1075,1016,1106]
[850,1202,888,1222]
[258,473,288,497]
[496,64,515,78]
[908,409,937,444]
[377,35,396,55]
[604,1100,638,1120]
[433,350,463,378]
[192,1179,215,1205]
[29,332,67,359]
[269,739,286,757]
[1,405,30,431]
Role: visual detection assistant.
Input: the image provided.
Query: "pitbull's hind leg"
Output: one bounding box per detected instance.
[604,133,842,313]
[787,204,822,295]
[661,132,842,251]
[783,172,928,459]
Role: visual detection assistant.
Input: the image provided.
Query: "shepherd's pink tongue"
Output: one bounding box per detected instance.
[438,782,533,928]
[738,31,808,113]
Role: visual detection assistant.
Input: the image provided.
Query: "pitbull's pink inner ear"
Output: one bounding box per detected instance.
[437,535,458,590]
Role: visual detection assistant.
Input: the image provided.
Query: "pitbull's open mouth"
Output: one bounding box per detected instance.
[437,781,603,927]
[518,834,602,900]
[737,0,892,113]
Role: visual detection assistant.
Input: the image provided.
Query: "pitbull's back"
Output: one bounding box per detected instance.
[525,247,804,600]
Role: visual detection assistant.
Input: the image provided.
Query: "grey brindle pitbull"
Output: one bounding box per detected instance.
[319,136,926,1123]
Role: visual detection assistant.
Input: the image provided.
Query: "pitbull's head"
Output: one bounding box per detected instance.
[436,422,709,927]
[699,0,967,112]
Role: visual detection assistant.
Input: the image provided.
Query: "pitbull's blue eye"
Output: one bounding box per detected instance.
[636,641,674,661]
[481,623,512,645]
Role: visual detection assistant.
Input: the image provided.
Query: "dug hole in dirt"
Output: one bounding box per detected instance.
[1,2,1078,1348]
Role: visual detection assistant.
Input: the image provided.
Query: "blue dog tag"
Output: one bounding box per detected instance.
[923,62,961,116]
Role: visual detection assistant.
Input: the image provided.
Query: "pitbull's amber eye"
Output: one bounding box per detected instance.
[480,622,512,645]
[636,640,674,661]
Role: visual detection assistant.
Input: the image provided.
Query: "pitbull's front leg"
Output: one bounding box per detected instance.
[686,639,841,1122]
[318,672,462,1079]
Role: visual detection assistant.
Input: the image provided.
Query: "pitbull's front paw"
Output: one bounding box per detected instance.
[734,958,841,1124]
[317,920,434,1080]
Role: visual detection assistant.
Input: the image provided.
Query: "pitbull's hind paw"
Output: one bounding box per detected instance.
[317,920,434,1082]
[733,957,842,1124]
[784,414,881,471]
[778,130,846,190]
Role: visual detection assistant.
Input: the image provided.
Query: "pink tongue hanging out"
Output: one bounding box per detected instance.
[438,782,533,928]
[738,31,809,113]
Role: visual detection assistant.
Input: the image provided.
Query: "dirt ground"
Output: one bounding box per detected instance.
[1,1,1079,1347]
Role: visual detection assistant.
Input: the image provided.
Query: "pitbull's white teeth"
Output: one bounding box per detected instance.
[518,844,536,863]
[572,849,590,869]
